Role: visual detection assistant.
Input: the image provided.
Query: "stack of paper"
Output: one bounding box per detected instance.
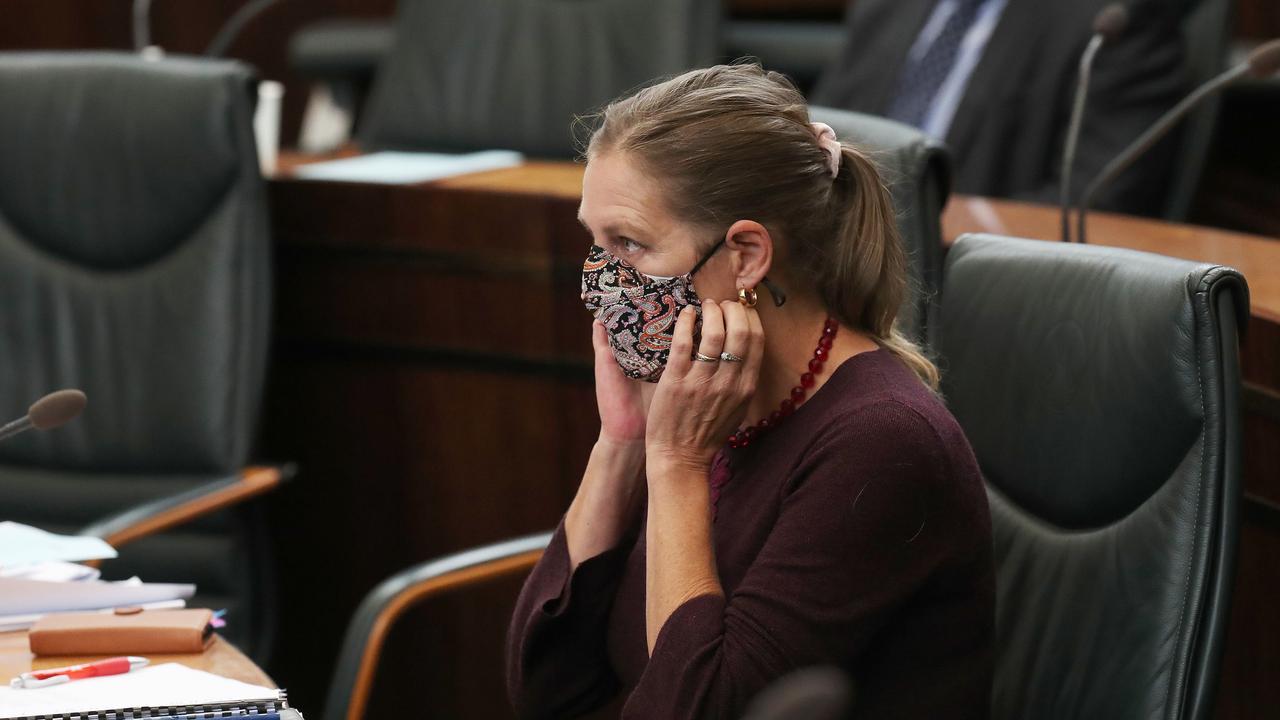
[0,522,192,631]
[0,576,193,616]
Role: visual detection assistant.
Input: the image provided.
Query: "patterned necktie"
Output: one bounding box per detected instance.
[886,0,988,130]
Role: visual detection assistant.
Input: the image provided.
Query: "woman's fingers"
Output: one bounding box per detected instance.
[593,320,629,379]
[711,300,744,380]
[591,320,610,358]
[742,305,766,393]
[592,320,622,379]
[719,301,752,359]
[690,301,726,375]
[665,305,697,379]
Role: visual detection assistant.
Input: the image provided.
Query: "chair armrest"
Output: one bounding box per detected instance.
[324,531,553,720]
[80,464,294,551]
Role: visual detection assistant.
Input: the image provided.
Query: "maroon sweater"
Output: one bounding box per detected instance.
[507,348,995,719]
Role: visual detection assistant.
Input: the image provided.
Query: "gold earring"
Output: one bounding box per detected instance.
[738,287,758,308]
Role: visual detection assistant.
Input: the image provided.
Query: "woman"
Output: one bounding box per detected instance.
[506,64,994,719]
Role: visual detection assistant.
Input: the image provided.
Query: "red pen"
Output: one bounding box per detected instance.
[9,656,149,689]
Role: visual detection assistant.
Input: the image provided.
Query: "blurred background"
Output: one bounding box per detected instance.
[1,2,1278,720]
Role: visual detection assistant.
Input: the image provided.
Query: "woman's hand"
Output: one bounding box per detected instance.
[563,320,652,569]
[592,320,653,444]
[644,300,765,477]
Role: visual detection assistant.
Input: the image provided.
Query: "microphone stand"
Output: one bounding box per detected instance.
[1076,62,1251,244]
[1060,33,1105,242]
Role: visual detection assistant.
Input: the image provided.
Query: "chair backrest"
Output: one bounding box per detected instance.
[0,52,274,658]
[808,106,951,343]
[0,52,270,474]
[357,0,721,156]
[936,234,1246,720]
[1165,0,1235,221]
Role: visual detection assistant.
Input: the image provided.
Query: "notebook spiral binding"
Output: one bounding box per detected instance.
[13,689,287,720]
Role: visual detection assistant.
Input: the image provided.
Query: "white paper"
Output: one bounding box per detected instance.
[0,522,117,566]
[0,561,100,582]
[292,149,524,184]
[0,663,279,719]
[0,598,186,633]
[0,577,193,616]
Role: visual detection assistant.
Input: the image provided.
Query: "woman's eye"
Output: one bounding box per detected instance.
[621,238,642,253]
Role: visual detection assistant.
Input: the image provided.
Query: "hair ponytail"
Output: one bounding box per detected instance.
[824,145,940,391]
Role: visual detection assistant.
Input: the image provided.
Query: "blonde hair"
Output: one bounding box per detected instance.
[584,63,940,390]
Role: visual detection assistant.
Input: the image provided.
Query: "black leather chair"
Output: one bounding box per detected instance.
[355,0,720,157]
[808,106,950,343]
[0,52,285,662]
[937,234,1247,719]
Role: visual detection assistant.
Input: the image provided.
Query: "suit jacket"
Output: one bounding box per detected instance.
[812,0,1189,215]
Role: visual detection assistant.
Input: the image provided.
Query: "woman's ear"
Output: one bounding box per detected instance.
[725,219,773,291]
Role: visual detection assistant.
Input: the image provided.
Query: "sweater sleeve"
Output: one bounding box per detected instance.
[621,400,959,719]
[506,517,635,720]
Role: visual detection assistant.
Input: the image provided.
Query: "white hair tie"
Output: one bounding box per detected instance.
[809,121,842,178]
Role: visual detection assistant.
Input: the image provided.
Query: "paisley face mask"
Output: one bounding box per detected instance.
[581,241,723,382]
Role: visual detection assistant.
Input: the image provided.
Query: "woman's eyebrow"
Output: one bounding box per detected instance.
[579,211,647,238]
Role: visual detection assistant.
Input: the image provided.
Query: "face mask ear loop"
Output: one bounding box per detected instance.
[761,277,788,307]
[688,238,726,276]
[692,236,787,307]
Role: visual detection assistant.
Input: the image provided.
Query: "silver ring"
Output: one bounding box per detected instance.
[693,352,720,363]
[720,352,744,363]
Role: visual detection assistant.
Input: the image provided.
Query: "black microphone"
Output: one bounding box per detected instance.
[1076,38,1280,243]
[1060,3,1130,242]
[0,390,88,443]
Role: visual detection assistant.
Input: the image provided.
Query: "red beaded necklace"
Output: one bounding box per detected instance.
[726,316,838,449]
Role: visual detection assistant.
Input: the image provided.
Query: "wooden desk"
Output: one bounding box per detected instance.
[264,157,1280,719]
[942,196,1280,324]
[0,631,273,687]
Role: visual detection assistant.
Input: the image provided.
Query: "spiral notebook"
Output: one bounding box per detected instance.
[0,663,291,719]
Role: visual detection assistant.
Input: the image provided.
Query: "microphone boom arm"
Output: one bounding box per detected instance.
[1061,33,1106,242]
[1076,62,1250,243]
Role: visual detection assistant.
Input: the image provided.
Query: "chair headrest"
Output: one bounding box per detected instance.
[0,52,256,269]
[938,234,1247,528]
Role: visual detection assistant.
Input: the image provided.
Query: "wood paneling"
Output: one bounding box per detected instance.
[1213,510,1280,718]
[1235,0,1280,40]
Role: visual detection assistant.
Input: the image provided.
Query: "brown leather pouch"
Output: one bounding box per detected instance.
[28,608,214,656]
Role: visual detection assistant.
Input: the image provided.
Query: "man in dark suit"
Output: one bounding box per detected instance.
[813,0,1189,215]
